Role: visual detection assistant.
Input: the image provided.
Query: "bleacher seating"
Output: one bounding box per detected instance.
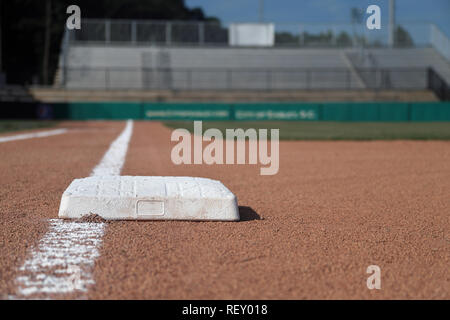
[61,46,450,91]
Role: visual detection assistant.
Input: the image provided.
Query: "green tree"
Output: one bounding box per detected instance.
[303,30,333,46]
[1,0,216,85]
[336,32,353,47]
[395,26,414,47]
[350,7,364,25]
[275,32,299,45]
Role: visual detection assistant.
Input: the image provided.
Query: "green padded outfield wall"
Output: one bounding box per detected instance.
[52,102,450,121]
[410,102,450,121]
[321,103,411,121]
[53,102,142,120]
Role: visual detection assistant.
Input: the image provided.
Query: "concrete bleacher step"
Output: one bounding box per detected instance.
[53,67,62,87]
[28,88,438,103]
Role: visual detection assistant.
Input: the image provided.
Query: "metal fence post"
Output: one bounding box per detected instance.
[199,22,205,45]
[267,70,272,91]
[332,25,337,47]
[61,29,70,87]
[306,70,311,89]
[347,70,351,89]
[429,24,434,47]
[188,69,192,90]
[166,22,172,45]
[131,21,137,44]
[105,20,111,43]
[377,69,382,89]
[380,69,384,89]
[105,69,110,89]
[427,67,432,91]
[299,24,304,47]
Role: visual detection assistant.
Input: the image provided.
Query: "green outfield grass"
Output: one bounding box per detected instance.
[163,121,450,140]
[0,121,58,134]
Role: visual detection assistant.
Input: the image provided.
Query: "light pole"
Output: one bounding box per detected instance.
[43,0,52,85]
[259,0,264,23]
[388,0,396,47]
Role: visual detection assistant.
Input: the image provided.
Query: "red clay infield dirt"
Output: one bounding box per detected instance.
[1,121,449,299]
[0,122,124,298]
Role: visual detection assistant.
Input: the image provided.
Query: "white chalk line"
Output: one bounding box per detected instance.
[14,120,134,298]
[0,129,68,144]
[16,220,105,296]
[91,120,134,177]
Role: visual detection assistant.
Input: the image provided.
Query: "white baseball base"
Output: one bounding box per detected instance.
[58,176,240,221]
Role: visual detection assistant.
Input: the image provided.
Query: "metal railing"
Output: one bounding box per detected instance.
[70,19,227,46]
[67,19,438,48]
[428,67,450,100]
[430,24,450,61]
[62,67,429,91]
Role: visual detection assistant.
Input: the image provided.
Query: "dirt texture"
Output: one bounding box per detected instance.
[0,122,124,299]
[88,121,449,299]
[1,121,448,299]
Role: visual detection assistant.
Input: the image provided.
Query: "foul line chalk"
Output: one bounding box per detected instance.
[14,120,133,298]
[15,219,105,296]
[0,129,68,144]
[91,120,134,177]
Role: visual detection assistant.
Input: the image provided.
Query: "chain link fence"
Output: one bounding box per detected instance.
[68,19,437,48]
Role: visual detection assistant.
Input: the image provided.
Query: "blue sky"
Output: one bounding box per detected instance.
[186,0,450,36]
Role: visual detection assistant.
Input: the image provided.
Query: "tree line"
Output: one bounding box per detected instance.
[0,1,414,86]
[0,0,216,85]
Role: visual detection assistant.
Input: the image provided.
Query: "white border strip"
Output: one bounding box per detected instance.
[0,129,67,144]
[14,120,133,298]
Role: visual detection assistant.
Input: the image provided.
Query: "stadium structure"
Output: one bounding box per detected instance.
[1,3,450,302]
[57,20,450,90]
[1,18,450,120]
